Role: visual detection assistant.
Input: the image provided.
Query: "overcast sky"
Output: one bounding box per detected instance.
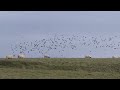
[1,11,120,58]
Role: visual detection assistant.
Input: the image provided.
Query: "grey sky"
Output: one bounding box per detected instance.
[0,11,120,58]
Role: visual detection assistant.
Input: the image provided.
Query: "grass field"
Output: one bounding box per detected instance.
[0,58,120,79]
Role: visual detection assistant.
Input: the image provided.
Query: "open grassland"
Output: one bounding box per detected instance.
[0,58,120,79]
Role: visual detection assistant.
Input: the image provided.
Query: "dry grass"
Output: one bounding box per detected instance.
[0,58,120,79]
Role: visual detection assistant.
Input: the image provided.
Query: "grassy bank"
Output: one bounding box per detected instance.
[0,58,120,79]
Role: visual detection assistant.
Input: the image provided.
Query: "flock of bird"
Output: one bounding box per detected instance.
[10,33,120,58]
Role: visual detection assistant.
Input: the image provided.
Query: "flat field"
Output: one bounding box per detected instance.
[0,58,120,79]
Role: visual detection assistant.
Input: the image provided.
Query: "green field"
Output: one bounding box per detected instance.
[0,58,120,79]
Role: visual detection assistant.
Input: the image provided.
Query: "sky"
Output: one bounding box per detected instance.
[1,11,120,58]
